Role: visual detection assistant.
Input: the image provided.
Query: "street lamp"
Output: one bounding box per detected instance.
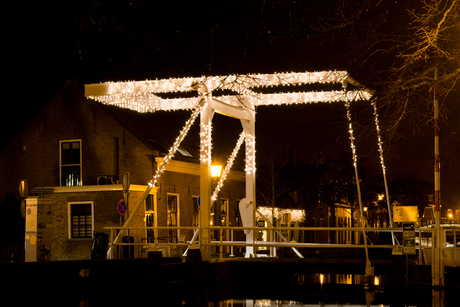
[211,164,222,178]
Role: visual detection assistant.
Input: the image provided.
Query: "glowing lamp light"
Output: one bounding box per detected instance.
[211,165,223,178]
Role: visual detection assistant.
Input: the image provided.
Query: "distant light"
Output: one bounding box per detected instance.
[320,274,325,285]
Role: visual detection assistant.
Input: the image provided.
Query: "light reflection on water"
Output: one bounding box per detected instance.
[203,275,447,307]
[47,273,447,307]
[208,300,390,307]
[209,293,446,307]
[304,273,384,286]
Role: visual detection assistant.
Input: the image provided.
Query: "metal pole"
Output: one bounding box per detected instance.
[419,228,423,264]
[433,51,443,286]
[230,229,234,257]
[371,99,395,245]
[454,229,457,267]
[344,83,373,276]
[220,228,223,261]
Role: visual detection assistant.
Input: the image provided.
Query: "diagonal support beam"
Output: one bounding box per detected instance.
[107,99,204,258]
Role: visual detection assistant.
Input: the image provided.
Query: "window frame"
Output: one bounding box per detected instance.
[59,139,82,186]
[167,193,180,242]
[145,194,156,242]
[68,201,94,239]
[220,198,229,226]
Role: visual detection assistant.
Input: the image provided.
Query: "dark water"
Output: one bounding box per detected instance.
[15,273,452,306]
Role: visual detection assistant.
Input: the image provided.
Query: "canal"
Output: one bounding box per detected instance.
[20,276,453,306]
[2,257,458,306]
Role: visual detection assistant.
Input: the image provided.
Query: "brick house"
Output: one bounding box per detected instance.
[0,80,245,261]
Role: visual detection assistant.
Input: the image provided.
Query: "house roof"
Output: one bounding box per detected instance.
[95,88,246,170]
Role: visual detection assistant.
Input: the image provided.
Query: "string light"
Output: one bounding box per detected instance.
[199,122,212,163]
[87,71,348,95]
[88,91,369,113]
[372,100,386,174]
[211,132,246,203]
[345,91,360,167]
[148,98,205,187]
[257,206,306,222]
[85,71,373,112]
[244,133,256,174]
[86,72,378,223]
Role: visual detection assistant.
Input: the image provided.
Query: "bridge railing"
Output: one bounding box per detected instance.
[103,225,452,263]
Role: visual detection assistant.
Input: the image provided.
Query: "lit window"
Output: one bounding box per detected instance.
[68,202,93,239]
[167,194,179,243]
[221,198,228,227]
[60,140,82,186]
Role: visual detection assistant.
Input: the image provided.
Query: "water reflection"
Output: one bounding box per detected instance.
[295,273,385,287]
[206,284,447,307]
[209,291,446,307]
[208,299,389,306]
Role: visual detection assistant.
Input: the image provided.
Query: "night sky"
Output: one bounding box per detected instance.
[4,1,459,209]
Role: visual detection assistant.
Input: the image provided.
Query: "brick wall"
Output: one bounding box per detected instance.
[42,191,122,261]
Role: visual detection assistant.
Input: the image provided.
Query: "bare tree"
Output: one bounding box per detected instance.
[374,0,459,144]
[255,0,458,149]
[256,144,293,226]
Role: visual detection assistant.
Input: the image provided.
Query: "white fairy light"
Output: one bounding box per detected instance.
[345,90,360,168]
[200,123,212,163]
[148,99,205,187]
[86,72,376,217]
[257,206,305,222]
[85,71,368,111]
[88,90,368,112]
[244,133,256,174]
[211,132,246,203]
[372,100,386,174]
[86,71,349,95]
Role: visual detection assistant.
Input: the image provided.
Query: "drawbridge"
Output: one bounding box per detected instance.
[85,71,388,275]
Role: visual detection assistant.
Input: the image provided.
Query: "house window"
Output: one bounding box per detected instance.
[68,202,93,239]
[145,194,155,242]
[167,194,179,243]
[235,200,242,226]
[220,198,228,226]
[192,196,199,227]
[60,140,82,186]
